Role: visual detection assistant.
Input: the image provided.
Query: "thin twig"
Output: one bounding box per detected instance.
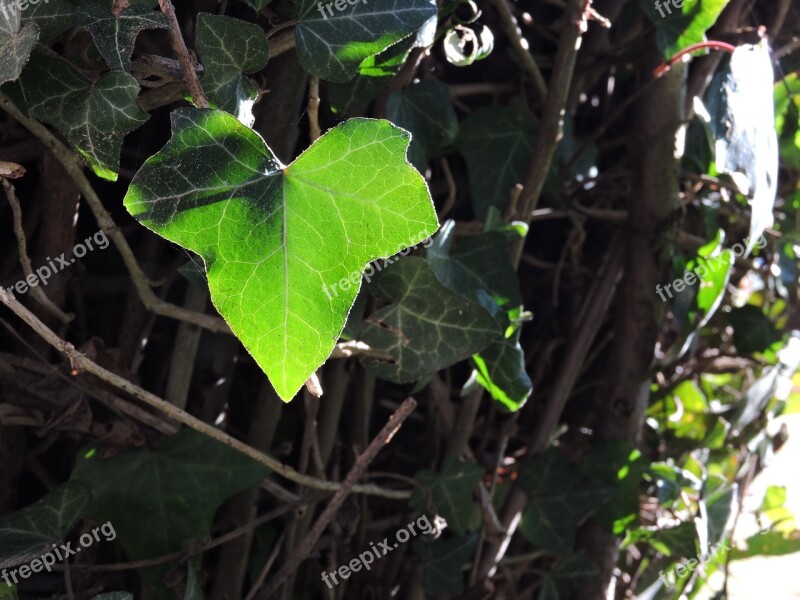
[1,178,73,324]
[0,285,412,500]
[258,398,417,598]
[486,0,548,100]
[0,91,230,334]
[308,76,321,143]
[157,0,208,108]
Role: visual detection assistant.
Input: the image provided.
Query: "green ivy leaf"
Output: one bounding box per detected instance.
[639,0,729,57]
[70,430,269,599]
[538,553,599,599]
[0,5,38,86]
[75,4,168,72]
[472,336,531,411]
[455,104,536,220]
[10,53,148,181]
[124,108,438,401]
[295,0,436,82]
[0,482,91,568]
[359,257,499,383]
[386,80,458,169]
[518,449,614,553]
[414,533,477,596]
[196,13,269,126]
[411,458,483,535]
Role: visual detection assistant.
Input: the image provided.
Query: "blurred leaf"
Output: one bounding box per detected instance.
[584,442,646,534]
[726,305,782,355]
[639,0,729,57]
[411,458,483,535]
[731,530,800,559]
[0,483,91,569]
[414,533,477,596]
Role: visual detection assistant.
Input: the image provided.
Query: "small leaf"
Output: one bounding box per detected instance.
[359,257,499,383]
[196,13,269,126]
[0,482,91,569]
[294,0,436,82]
[411,458,483,535]
[414,533,477,596]
[124,109,438,401]
[75,4,168,72]
[455,103,536,220]
[471,338,532,411]
[70,430,269,598]
[727,305,782,355]
[0,3,38,86]
[10,52,149,181]
[386,80,458,169]
[639,0,729,57]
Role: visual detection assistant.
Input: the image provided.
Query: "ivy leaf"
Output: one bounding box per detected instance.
[70,430,269,599]
[414,533,477,596]
[196,13,269,126]
[411,458,483,535]
[22,0,76,42]
[386,80,458,169]
[518,449,614,553]
[472,337,532,411]
[295,0,436,82]
[539,553,599,599]
[10,53,149,181]
[0,4,38,86]
[455,104,536,220]
[359,257,499,383]
[0,482,91,568]
[123,108,438,401]
[75,4,168,72]
[639,0,729,57]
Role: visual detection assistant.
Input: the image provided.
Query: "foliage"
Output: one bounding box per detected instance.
[0,0,799,599]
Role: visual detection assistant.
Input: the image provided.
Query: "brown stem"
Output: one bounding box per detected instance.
[157,0,208,108]
[257,398,418,598]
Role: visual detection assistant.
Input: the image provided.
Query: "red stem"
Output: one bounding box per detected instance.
[654,40,737,78]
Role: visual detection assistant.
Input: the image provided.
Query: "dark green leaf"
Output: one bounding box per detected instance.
[414,533,477,596]
[454,103,535,220]
[386,80,457,169]
[75,4,168,72]
[471,337,532,411]
[359,257,499,383]
[411,458,483,535]
[294,0,436,82]
[10,52,149,181]
[584,442,646,534]
[518,449,614,553]
[196,13,269,126]
[0,482,91,569]
[123,109,438,401]
[727,305,782,355]
[22,0,76,42]
[70,430,269,599]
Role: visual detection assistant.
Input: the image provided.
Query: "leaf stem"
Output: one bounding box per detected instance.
[157,0,209,108]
